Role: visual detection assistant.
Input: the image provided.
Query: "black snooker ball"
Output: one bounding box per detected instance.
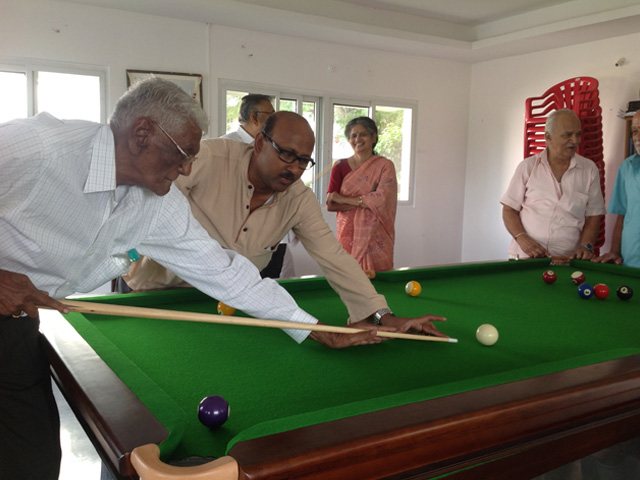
[198,395,230,428]
[616,285,633,301]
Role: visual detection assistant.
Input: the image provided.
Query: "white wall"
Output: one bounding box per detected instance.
[207,25,471,274]
[1,0,472,277]
[463,32,640,262]
[14,1,636,277]
[0,0,210,120]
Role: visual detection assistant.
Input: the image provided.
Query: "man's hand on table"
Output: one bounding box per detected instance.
[591,251,624,265]
[571,245,595,260]
[380,313,449,339]
[515,234,550,258]
[0,269,68,317]
[309,322,395,349]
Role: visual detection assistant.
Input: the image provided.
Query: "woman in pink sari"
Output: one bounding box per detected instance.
[326,117,397,275]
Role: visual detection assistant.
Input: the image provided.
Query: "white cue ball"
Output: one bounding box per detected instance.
[476,324,499,346]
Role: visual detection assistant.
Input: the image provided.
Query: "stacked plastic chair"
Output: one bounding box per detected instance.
[524,77,605,254]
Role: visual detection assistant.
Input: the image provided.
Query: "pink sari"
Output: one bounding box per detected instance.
[336,156,397,271]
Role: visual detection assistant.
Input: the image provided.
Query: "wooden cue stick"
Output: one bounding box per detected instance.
[44,300,458,343]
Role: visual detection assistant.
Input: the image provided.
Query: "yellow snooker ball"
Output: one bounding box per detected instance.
[217,302,235,316]
[476,324,499,346]
[405,281,422,296]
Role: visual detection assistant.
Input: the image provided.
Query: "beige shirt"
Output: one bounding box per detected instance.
[125,139,388,322]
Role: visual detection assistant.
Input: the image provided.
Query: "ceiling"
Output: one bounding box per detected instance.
[60,0,640,62]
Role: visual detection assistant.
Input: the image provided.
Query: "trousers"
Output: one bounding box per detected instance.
[0,315,61,480]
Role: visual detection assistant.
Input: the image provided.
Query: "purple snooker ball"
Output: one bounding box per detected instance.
[198,395,230,428]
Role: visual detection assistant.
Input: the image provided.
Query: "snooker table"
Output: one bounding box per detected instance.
[39,259,640,480]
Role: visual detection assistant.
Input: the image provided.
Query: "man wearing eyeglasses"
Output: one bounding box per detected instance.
[126,111,448,337]
[221,93,275,144]
[0,81,389,480]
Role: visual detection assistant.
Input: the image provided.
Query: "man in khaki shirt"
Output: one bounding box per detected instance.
[126,112,447,334]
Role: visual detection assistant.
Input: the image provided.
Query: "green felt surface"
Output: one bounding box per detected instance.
[64,259,640,462]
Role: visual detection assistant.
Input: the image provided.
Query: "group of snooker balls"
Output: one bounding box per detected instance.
[542,269,634,301]
[198,278,502,429]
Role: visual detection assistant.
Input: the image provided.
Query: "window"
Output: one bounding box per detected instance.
[0,71,27,123]
[221,82,416,203]
[374,105,413,203]
[0,64,105,123]
[332,101,415,202]
[35,71,102,122]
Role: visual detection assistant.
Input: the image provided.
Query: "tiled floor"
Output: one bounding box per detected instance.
[53,381,102,480]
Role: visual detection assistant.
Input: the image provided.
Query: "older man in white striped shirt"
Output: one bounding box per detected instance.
[0,77,382,479]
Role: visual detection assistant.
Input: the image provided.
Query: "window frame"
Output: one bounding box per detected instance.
[326,96,418,205]
[0,61,107,123]
[219,81,417,205]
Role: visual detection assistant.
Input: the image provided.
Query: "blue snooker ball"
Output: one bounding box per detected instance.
[577,283,594,299]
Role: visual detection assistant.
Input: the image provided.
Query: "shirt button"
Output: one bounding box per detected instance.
[248,185,253,190]
[246,205,249,209]
[243,227,248,232]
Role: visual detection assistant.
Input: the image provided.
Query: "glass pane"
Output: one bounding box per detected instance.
[300,101,317,191]
[374,105,412,201]
[332,104,369,164]
[0,71,28,122]
[225,90,249,135]
[36,71,101,122]
[279,98,297,112]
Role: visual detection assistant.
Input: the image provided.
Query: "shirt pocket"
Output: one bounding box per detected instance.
[558,191,588,223]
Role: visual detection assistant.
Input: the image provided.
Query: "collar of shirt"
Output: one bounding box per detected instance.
[541,148,580,173]
[240,149,283,208]
[84,125,116,194]
[237,126,255,144]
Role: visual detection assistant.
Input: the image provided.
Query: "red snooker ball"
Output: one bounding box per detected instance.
[571,271,586,285]
[542,270,557,284]
[594,284,610,299]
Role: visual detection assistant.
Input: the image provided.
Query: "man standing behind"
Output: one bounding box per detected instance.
[593,110,640,268]
[501,109,605,259]
[221,94,275,144]
[126,112,448,335]
[219,93,291,277]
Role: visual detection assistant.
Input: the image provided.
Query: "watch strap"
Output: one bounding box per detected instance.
[581,243,594,252]
[373,308,393,325]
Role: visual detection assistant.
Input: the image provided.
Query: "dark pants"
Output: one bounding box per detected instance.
[260,244,287,279]
[0,315,61,480]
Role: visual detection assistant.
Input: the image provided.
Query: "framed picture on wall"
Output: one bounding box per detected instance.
[126,70,203,107]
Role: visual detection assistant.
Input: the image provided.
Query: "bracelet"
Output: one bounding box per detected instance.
[514,232,526,240]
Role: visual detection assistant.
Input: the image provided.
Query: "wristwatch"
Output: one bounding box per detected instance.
[581,243,594,253]
[373,308,393,325]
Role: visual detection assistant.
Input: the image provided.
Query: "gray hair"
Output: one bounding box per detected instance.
[545,109,578,135]
[109,76,209,135]
[239,94,274,124]
[344,116,379,154]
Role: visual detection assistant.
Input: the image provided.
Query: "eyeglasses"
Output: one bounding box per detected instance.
[253,110,275,116]
[261,131,315,170]
[153,121,197,166]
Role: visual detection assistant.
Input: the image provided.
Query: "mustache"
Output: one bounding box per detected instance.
[280,172,295,182]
